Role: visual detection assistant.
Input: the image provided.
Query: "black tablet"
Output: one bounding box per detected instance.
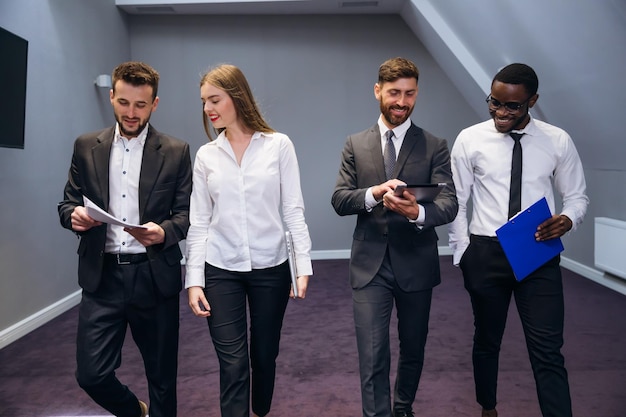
[393,183,447,202]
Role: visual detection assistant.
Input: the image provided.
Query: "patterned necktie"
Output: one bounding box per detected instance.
[384,130,396,180]
[508,132,524,218]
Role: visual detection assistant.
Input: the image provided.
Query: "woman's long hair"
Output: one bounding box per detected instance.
[200,64,273,140]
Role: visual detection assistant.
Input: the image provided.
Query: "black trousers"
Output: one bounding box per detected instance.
[460,235,572,417]
[203,261,291,417]
[352,251,433,417]
[76,257,179,417]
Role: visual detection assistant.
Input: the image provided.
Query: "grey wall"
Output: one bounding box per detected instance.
[1,0,624,341]
[405,0,626,267]
[126,13,481,253]
[0,6,479,339]
[0,0,130,333]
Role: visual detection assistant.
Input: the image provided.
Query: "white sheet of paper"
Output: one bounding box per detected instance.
[83,195,146,229]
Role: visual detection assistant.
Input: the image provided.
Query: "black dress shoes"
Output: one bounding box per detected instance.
[394,411,415,417]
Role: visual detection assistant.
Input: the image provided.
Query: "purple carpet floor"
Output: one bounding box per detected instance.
[1,257,624,416]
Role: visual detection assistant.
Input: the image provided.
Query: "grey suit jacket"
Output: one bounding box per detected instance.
[331,123,458,291]
[58,125,192,297]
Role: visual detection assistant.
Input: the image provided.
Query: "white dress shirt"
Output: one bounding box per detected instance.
[185,131,312,288]
[104,124,148,254]
[449,116,589,265]
[364,116,426,224]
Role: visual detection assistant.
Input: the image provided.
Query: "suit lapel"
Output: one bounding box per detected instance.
[139,127,164,219]
[365,126,387,183]
[395,124,423,178]
[92,128,115,209]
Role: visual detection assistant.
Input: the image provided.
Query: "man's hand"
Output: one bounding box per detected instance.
[383,188,420,220]
[371,179,406,202]
[124,222,165,247]
[71,206,102,232]
[535,214,572,241]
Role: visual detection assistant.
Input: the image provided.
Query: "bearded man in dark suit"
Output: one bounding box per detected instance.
[58,61,191,417]
[332,57,457,417]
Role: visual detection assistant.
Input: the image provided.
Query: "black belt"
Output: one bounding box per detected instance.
[470,234,500,242]
[104,253,149,265]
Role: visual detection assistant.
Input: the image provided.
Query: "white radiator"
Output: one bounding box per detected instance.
[594,217,626,279]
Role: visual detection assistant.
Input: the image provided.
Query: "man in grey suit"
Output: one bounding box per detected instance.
[331,57,458,417]
[58,61,191,417]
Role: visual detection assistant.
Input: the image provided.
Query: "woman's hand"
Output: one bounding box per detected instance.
[188,286,211,317]
[291,275,310,299]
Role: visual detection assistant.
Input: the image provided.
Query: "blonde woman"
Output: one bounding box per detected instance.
[185,64,312,417]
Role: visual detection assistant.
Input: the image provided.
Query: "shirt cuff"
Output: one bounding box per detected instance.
[184,266,205,289]
[407,204,426,225]
[365,187,380,211]
[451,240,470,266]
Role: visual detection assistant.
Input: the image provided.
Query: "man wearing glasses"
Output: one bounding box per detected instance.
[448,63,588,417]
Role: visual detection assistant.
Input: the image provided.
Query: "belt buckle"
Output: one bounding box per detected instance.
[116,253,131,265]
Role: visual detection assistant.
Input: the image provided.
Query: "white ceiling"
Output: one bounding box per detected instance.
[115,0,408,15]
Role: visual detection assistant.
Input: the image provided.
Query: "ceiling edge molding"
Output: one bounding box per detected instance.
[401,0,547,121]
[401,0,488,117]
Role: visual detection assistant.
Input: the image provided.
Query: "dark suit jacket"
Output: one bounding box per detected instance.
[331,123,458,292]
[58,125,192,297]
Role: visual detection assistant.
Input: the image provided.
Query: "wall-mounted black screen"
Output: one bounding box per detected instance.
[0,26,28,149]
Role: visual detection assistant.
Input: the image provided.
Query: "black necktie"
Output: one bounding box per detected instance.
[508,132,524,218]
[384,130,396,180]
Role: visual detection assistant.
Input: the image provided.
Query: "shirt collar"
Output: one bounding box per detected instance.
[508,114,537,137]
[114,123,149,146]
[377,115,411,139]
[215,130,270,148]
[251,131,268,141]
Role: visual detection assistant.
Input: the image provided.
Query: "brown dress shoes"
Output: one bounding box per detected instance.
[482,408,498,417]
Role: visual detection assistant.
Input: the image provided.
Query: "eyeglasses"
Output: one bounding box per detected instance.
[485,95,531,112]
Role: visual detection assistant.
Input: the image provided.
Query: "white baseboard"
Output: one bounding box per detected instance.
[312,249,350,260]
[310,246,624,296]
[437,245,453,256]
[2,247,623,350]
[560,256,626,296]
[312,245,453,260]
[0,289,82,350]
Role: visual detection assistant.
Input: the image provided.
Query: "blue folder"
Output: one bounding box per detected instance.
[495,197,564,281]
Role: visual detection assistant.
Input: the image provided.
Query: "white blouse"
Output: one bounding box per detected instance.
[185,130,312,288]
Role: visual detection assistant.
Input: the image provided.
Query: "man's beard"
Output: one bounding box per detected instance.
[381,102,413,127]
[490,109,529,133]
[116,115,149,138]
